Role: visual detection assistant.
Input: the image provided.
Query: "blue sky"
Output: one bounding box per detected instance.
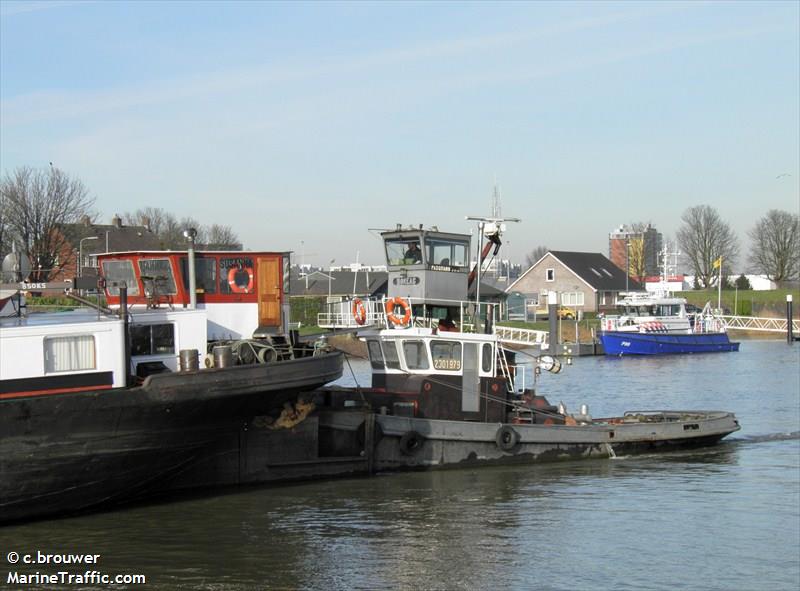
[1,0,798,269]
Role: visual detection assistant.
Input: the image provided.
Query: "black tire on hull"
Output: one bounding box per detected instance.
[496,425,520,452]
[398,430,425,455]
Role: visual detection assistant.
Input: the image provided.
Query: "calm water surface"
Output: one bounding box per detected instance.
[2,341,798,590]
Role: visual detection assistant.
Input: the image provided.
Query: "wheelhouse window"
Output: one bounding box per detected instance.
[482,343,493,372]
[138,258,177,296]
[101,260,140,296]
[130,323,175,356]
[402,340,429,370]
[219,256,255,294]
[366,340,385,370]
[385,238,423,266]
[431,340,462,371]
[382,340,401,369]
[546,268,555,281]
[180,257,217,294]
[367,340,403,370]
[44,335,96,373]
[426,239,469,269]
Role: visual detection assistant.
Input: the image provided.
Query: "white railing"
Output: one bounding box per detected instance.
[317,297,386,329]
[493,325,549,348]
[719,315,799,333]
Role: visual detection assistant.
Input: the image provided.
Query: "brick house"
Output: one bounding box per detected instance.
[506,251,641,316]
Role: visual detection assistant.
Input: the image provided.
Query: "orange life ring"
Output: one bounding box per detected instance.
[385,296,411,326]
[352,297,367,325]
[227,266,254,293]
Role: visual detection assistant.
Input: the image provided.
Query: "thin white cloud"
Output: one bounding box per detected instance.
[0,0,94,18]
[0,3,702,127]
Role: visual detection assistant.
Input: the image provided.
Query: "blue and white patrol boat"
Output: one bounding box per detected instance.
[598,247,739,355]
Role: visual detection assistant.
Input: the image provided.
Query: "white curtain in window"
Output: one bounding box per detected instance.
[45,335,96,372]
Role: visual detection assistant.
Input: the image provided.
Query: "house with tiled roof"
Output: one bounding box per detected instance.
[53,215,163,281]
[506,250,641,316]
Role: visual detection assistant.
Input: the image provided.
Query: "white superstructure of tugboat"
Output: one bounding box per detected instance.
[315,220,741,470]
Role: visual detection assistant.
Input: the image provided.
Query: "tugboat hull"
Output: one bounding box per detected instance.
[319,409,741,470]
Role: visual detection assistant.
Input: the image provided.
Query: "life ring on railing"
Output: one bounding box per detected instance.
[228,266,254,293]
[352,298,367,325]
[385,297,412,327]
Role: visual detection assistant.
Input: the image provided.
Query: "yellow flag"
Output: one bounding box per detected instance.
[713,256,722,269]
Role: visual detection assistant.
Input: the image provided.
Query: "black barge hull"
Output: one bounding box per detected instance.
[0,352,346,523]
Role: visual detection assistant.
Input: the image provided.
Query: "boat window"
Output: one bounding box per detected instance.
[403,340,430,370]
[425,239,469,269]
[130,323,175,356]
[431,340,461,371]
[382,340,402,369]
[482,343,493,372]
[385,238,423,266]
[101,260,140,296]
[658,304,680,316]
[366,340,385,370]
[44,335,96,373]
[219,256,255,294]
[180,257,217,294]
[138,259,177,295]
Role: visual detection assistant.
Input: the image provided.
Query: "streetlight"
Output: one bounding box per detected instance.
[625,240,630,292]
[79,236,99,278]
[328,259,335,299]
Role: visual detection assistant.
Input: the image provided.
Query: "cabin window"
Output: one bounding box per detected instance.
[44,335,96,373]
[482,343,493,372]
[366,340,385,370]
[385,239,423,266]
[431,340,462,371]
[130,323,175,356]
[219,256,255,294]
[382,340,402,369]
[545,268,555,282]
[101,260,140,295]
[180,257,217,294]
[425,239,469,269]
[138,259,177,296]
[402,340,429,370]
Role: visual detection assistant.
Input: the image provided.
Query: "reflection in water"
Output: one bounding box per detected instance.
[1,341,798,591]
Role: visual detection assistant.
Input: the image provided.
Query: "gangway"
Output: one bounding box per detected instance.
[719,315,799,334]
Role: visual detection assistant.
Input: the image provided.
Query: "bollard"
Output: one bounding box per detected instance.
[213,345,234,368]
[179,349,199,372]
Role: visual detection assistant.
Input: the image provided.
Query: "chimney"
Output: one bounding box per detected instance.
[142,216,151,232]
[112,214,122,228]
[81,215,91,227]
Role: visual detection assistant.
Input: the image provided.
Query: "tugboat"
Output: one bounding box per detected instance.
[0,243,343,523]
[599,246,739,355]
[314,220,741,470]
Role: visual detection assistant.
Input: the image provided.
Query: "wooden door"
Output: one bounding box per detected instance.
[257,256,282,327]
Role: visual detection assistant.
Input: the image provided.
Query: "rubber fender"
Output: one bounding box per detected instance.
[398,430,425,456]
[495,425,520,452]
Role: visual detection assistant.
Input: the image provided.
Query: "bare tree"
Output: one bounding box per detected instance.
[0,166,95,281]
[525,245,549,267]
[676,205,739,289]
[748,209,799,283]
[203,224,242,250]
[123,207,171,237]
[0,189,9,257]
